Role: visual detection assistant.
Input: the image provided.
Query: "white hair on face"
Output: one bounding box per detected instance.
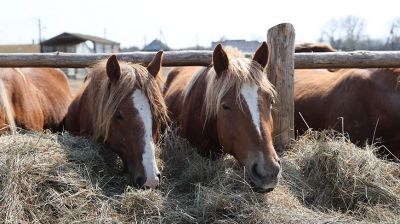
[183,57,276,123]
[132,89,159,188]
[241,83,261,136]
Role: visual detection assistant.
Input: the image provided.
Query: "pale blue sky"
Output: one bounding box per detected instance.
[0,0,399,48]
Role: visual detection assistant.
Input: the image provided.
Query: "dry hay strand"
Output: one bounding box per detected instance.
[283,130,400,223]
[0,128,398,223]
[158,128,361,224]
[0,131,163,223]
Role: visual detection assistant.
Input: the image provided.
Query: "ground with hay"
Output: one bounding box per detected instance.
[0,129,399,223]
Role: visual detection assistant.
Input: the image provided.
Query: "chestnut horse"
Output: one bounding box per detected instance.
[0,68,72,133]
[294,44,400,159]
[64,52,168,189]
[164,43,281,192]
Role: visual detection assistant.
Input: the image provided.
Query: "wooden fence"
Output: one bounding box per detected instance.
[2,23,400,149]
[2,50,400,69]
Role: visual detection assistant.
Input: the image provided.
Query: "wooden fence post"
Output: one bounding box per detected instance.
[266,23,295,151]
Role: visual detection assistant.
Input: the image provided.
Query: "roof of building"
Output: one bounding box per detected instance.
[0,44,40,53]
[143,39,170,51]
[41,32,119,45]
[211,39,262,53]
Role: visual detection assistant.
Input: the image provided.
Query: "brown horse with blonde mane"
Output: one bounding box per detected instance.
[294,43,400,159]
[0,68,72,134]
[64,52,168,189]
[164,43,281,192]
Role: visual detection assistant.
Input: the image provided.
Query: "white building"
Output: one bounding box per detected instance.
[41,32,120,77]
[211,39,261,53]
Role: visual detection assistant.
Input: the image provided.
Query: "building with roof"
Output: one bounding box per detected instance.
[0,44,40,53]
[41,32,120,53]
[211,39,262,53]
[41,32,120,77]
[143,39,170,51]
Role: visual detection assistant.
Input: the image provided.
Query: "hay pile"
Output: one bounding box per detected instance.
[0,129,399,223]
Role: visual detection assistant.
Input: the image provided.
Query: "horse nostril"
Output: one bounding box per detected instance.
[277,158,282,166]
[251,163,263,179]
[135,176,146,188]
[157,173,161,180]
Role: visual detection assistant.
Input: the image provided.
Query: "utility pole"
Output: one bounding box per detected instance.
[196,34,199,50]
[103,28,107,39]
[38,19,42,43]
[159,28,167,45]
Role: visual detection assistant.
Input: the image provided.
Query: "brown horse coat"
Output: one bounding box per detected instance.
[295,68,400,159]
[164,43,281,192]
[63,53,168,189]
[0,68,72,132]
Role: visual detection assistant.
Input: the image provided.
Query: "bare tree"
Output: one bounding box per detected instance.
[341,16,366,50]
[385,17,400,50]
[320,19,338,42]
[320,15,368,50]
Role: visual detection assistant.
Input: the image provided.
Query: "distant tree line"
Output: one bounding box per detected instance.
[319,16,400,51]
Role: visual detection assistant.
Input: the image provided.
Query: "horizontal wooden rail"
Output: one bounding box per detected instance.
[0,51,216,68]
[1,51,400,68]
[295,51,400,69]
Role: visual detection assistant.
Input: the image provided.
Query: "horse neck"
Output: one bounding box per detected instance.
[155,74,164,92]
[369,70,400,133]
[183,67,221,154]
[64,81,92,136]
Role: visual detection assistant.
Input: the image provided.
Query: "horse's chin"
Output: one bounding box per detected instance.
[252,187,275,193]
[248,176,279,193]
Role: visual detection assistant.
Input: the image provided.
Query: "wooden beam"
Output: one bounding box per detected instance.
[295,51,400,69]
[1,50,400,68]
[266,23,295,150]
[0,51,216,68]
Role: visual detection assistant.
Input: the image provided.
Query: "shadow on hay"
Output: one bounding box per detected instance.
[54,133,129,196]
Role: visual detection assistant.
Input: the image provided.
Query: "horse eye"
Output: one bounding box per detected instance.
[115,111,123,120]
[222,103,231,111]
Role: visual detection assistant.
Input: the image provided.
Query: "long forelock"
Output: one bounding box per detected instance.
[203,57,276,121]
[87,61,168,142]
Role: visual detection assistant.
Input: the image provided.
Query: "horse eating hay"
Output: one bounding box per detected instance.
[63,52,168,188]
[164,43,281,192]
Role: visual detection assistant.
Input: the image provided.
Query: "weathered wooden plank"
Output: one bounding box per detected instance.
[295,51,400,69]
[0,51,215,68]
[1,50,400,68]
[267,23,295,150]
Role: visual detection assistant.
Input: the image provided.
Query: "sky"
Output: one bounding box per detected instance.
[0,0,399,49]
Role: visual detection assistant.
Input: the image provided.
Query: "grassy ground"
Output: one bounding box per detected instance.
[0,129,399,223]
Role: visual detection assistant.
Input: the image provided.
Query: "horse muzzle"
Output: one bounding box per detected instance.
[246,158,281,193]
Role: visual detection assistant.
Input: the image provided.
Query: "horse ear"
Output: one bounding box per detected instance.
[147,51,163,77]
[253,41,269,68]
[106,55,121,83]
[213,44,229,74]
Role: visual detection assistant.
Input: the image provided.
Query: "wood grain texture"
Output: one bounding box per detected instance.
[295,51,400,69]
[2,51,400,68]
[267,23,295,150]
[0,51,214,68]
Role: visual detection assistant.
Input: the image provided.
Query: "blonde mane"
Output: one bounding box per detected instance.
[184,51,276,121]
[85,60,168,142]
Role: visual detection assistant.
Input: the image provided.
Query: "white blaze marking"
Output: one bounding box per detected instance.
[241,83,261,136]
[132,89,159,188]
